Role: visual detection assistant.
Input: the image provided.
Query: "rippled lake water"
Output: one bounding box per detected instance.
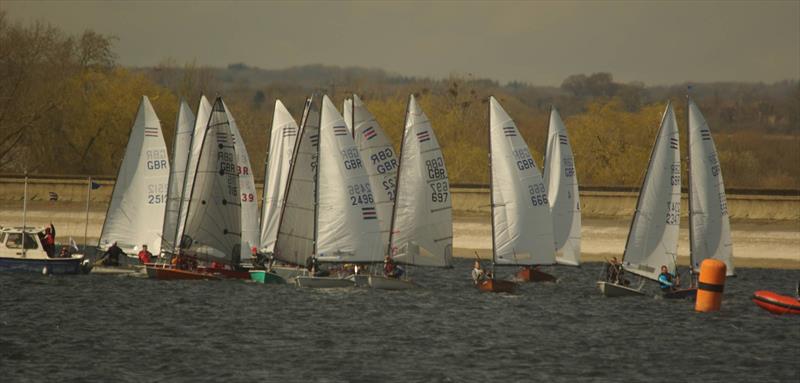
[1,260,798,382]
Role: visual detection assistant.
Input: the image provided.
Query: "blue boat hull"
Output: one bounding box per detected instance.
[0,257,84,275]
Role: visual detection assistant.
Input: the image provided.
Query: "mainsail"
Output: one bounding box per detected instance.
[260,100,299,253]
[622,102,681,281]
[160,99,195,253]
[349,94,398,253]
[543,107,581,266]
[176,95,212,248]
[688,100,734,275]
[316,95,381,263]
[180,97,241,264]
[228,105,259,262]
[389,95,453,267]
[273,96,319,265]
[488,97,556,266]
[99,96,170,254]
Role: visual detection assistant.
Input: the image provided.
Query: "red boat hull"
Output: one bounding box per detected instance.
[477,278,517,293]
[146,266,221,280]
[515,267,557,283]
[197,267,250,280]
[752,290,800,315]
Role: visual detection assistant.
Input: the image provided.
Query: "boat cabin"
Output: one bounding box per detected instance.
[0,226,51,260]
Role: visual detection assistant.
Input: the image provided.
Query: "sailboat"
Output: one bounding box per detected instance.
[480,97,556,293]
[160,99,195,255]
[597,102,693,298]
[147,97,241,280]
[687,99,734,276]
[543,107,581,267]
[251,100,301,284]
[368,95,453,290]
[98,96,170,261]
[293,95,382,288]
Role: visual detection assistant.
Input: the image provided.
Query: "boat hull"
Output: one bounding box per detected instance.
[90,265,145,276]
[294,276,354,288]
[663,288,698,300]
[0,257,85,275]
[477,278,516,293]
[514,267,557,283]
[145,266,220,280]
[346,274,370,287]
[368,275,418,290]
[752,290,800,315]
[249,270,286,284]
[197,267,250,280]
[272,266,306,280]
[597,281,645,297]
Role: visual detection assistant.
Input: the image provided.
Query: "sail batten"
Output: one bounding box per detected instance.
[688,100,734,275]
[389,95,453,268]
[489,97,556,266]
[99,96,169,255]
[622,102,681,281]
[544,108,581,266]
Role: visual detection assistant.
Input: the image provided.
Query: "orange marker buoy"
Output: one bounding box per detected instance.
[695,259,727,312]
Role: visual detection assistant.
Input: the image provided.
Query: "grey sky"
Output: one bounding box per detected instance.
[4,0,799,86]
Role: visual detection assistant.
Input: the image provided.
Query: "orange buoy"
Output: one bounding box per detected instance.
[695,259,727,312]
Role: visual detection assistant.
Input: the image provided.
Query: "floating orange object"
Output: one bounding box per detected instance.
[477,278,516,293]
[695,259,726,312]
[752,290,800,315]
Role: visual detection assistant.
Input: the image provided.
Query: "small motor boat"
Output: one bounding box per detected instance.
[752,290,800,315]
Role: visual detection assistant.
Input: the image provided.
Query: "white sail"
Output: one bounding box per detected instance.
[228,105,259,263]
[688,100,734,275]
[99,96,169,254]
[350,94,398,253]
[259,100,299,253]
[274,97,318,266]
[160,99,195,253]
[623,102,681,281]
[343,98,353,135]
[488,97,556,266]
[543,108,581,266]
[389,95,453,267]
[316,95,382,263]
[181,97,241,264]
[176,95,212,248]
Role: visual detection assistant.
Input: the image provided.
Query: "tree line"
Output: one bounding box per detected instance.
[1,13,797,190]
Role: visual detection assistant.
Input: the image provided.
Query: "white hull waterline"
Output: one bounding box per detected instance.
[597,281,645,297]
[294,276,355,288]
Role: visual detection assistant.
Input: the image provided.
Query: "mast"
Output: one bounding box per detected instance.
[21,172,28,257]
[686,91,696,274]
[312,94,321,256]
[83,176,91,251]
[351,94,356,139]
[386,95,411,257]
[487,97,497,275]
[160,100,183,253]
[272,97,311,265]
[621,101,672,266]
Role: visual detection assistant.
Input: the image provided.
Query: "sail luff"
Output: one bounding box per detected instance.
[175,95,212,249]
[160,99,195,253]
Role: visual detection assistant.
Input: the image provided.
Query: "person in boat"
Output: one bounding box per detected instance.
[471,261,486,285]
[43,223,56,257]
[100,241,126,266]
[305,256,329,277]
[605,257,629,285]
[137,244,152,265]
[383,256,405,279]
[59,246,71,258]
[658,265,680,292]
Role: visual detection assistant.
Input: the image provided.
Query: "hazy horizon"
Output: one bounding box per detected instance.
[4,0,799,86]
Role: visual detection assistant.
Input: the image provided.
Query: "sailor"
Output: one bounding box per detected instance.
[471,260,486,285]
[137,244,152,265]
[383,256,404,279]
[43,223,56,257]
[100,242,126,266]
[605,257,626,284]
[658,265,679,292]
[306,256,327,277]
[58,246,71,258]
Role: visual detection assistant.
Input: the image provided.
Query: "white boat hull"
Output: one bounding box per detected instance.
[272,266,306,280]
[346,274,370,287]
[369,275,418,290]
[597,281,645,297]
[294,276,354,288]
[91,265,146,276]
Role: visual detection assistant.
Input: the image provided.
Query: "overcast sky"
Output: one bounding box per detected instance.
[4,0,799,86]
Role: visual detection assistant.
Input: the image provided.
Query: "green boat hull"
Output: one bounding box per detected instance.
[249,270,286,284]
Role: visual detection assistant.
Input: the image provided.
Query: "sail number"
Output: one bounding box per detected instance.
[146,183,167,204]
[719,191,728,215]
[512,148,537,172]
[670,163,680,186]
[382,177,396,201]
[370,148,398,174]
[218,151,238,197]
[341,147,364,170]
[430,181,449,203]
[563,158,575,177]
[665,201,680,225]
[237,165,250,175]
[528,183,549,207]
[425,157,447,181]
[146,149,168,170]
[241,193,255,202]
[349,183,374,206]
